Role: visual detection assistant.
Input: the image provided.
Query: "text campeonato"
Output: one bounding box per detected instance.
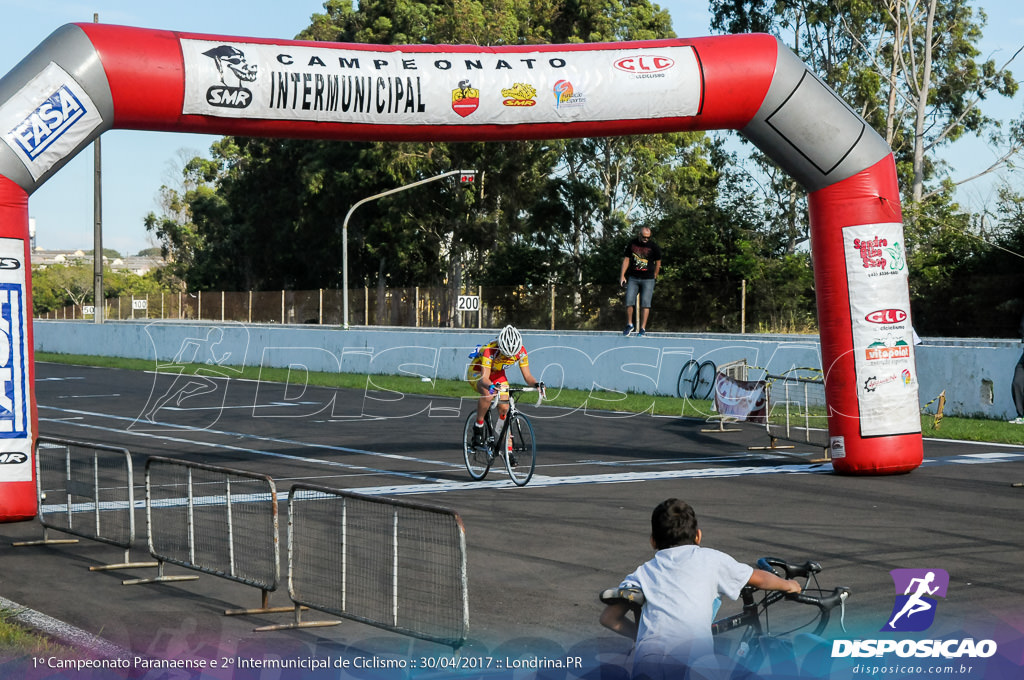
[275,54,570,73]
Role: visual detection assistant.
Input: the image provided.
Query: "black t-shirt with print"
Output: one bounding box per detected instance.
[623,238,662,279]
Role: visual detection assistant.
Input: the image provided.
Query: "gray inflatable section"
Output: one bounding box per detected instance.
[0,24,113,194]
[741,39,891,193]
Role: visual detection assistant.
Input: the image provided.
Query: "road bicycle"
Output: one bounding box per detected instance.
[601,557,850,678]
[677,358,717,400]
[462,386,543,486]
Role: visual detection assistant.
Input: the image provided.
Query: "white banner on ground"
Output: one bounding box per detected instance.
[713,373,767,423]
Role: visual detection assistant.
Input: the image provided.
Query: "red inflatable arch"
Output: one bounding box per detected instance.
[0,24,923,518]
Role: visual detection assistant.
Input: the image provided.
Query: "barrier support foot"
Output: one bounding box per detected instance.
[121,560,199,586]
[253,604,341,632]
[225,589,308,617]
[12,527,79,547]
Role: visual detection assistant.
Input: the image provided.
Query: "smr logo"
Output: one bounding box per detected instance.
[883,568,949,632]
[203,45,258,109]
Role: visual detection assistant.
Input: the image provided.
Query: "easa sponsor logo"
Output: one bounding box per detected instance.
[8,85,87,160]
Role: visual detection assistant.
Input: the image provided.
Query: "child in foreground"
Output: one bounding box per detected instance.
[600,498,801,680]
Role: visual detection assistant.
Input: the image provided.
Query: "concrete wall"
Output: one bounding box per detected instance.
[32,320,1024,420]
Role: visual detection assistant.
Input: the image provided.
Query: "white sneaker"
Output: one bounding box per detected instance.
[1010,417,1024,425]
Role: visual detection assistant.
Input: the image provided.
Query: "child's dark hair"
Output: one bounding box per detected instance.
[651,498,699,549]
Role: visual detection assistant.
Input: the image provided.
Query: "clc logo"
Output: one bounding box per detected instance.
[865,308,907,324]
[883,568,949,632]
[613,56,674,73]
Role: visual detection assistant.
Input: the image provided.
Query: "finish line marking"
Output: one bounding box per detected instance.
[347,449,1024,495]
[38,450,1024,514]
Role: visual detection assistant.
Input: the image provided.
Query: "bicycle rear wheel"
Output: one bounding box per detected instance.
[503,413,536,486]
[463,412,493,480]
[692,360,716,400]
[677,359,699,398]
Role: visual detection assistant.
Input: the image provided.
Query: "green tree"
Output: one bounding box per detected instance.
[41,262,93,309]
[910,184,1024,337]
[29,266,65,315]
[710,0,1024,334]
[708,1,1023,198]
[145,1,797,333]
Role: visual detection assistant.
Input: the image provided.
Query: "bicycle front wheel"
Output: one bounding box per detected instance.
[692,360,716,400]
[503,413,536,486]
[463,412,493,480]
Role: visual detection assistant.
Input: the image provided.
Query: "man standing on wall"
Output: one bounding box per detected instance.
[620,227,662,337]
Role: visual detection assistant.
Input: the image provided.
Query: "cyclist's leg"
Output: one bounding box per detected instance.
[494,383,512,450]
[472,379,493,423]
[498,392,511,420]
[469,379,494,447]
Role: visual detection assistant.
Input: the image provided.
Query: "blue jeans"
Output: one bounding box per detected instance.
[625,277,656,309]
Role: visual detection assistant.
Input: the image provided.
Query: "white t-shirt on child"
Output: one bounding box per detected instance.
[619,544,753,675]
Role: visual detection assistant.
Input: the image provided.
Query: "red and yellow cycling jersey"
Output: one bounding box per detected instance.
[466,340,529,384]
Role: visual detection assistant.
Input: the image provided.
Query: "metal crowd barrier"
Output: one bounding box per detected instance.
[123,456,283,616]
[259,484,469,650]
[763,372,831,455]
[13,437,156,571]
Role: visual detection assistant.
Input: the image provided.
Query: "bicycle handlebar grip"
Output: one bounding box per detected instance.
[786,586,851,610]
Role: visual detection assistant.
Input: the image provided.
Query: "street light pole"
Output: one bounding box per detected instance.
[92,12,104,324]
[342,169,476,329]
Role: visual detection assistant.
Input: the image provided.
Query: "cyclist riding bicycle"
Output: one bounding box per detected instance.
[467,325,544,449]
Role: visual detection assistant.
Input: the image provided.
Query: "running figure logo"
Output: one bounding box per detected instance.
[883,568,949,632]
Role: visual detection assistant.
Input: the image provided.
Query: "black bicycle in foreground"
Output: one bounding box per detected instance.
[601,557,850,677]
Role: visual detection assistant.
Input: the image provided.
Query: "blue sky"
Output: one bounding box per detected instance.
[1,1,1022,255]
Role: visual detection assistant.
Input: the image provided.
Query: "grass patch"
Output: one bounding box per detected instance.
[0,607,78,659]
[34,352,1024,445]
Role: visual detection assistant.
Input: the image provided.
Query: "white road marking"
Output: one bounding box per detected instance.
[38,404,464,469]
[40,449,1024,514]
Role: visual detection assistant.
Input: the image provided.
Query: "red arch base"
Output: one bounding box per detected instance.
[0,176,37,519]
[810,157,923,474]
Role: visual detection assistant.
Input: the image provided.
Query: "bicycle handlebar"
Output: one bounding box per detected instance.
[786,586,850,612]
[601,559,849,611]
[757,557,822,580]
[509,385,545,406]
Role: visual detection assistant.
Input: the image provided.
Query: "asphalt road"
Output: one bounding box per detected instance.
[2,361,1023,679]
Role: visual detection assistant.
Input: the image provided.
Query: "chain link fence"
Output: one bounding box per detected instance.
[123,456,281,613]
[265,484,468,649]
[13,437,156,571]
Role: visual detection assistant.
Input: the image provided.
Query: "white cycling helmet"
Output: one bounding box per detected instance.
[497,324,523,357]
